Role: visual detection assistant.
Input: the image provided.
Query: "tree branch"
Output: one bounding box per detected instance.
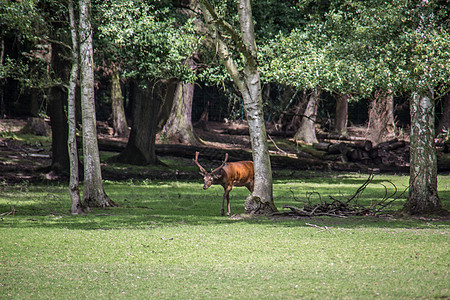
[237,0,257,70]
[200,1,245,91]
[200,0,256,68]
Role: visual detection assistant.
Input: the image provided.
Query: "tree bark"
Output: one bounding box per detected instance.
[437,94,450,134]
[201,0,277,215]
[48,42,70,173]
[283,89,304,133]
[401,93,446,215]
[0,39,4,116]
[79,0,115,208]
[162,59,200,145]
[30,88,39,117]
[116,79,178,165]
[293,87,320,144]
[238,0,276,214]
[68,0,82,214]
[368,90,395,143]
[110,69,129,137]
[334,93,348,135]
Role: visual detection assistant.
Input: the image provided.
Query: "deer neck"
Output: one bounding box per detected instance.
[211,170,225,185]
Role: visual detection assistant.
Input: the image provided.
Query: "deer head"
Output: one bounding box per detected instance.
[194,152,228,189]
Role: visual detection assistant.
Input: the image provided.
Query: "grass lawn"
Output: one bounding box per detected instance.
[0,172,449,299]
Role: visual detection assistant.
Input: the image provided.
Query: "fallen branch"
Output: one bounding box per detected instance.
[305,222,331,232]
[345,173,374,204]
[0,206,16,223]
[268,134,287,155]
[282,205,348,218]
[282,173,404,217]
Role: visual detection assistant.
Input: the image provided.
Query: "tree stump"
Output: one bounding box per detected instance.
[22,117,50,136]
[244,195,278,215]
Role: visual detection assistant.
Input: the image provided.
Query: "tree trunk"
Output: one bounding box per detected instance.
[162,59,200,145]
[368,90,395,143]
[293,87,320,143]
[116,79,177,165]
[401,93,446,215]
[79,0,115,208]
[30,88,39,117]
[201,0,277,215]
[110,69,129,137]
[68,0,82,214]
[238,0,277,215]
[283,89,304,133]
[48,42,69,173]
[162,0,200,144]
[437,94,450,134]
[0,39,4,116]
[335,93,348,135]
[242,68,276,215]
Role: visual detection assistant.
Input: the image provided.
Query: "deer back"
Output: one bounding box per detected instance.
[218,161,254,188]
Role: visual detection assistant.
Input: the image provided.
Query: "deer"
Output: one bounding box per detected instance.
[194,151,254,216]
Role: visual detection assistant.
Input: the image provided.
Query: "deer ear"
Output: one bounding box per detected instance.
[213,172,222,179]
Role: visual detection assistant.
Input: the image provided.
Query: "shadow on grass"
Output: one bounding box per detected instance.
[0,175,448,231]
[1,203,448,231]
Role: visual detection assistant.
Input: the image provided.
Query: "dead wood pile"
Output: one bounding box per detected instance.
[277,174,406,218]
[307,137,410,169]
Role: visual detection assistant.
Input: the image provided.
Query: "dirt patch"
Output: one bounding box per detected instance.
[2,118,445,185]
[0,119,28,132]
[0,119,53,184]
[156,121,253,151]
[0,119,256,184]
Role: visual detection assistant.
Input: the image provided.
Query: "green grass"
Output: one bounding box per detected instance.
[1,173,449,299]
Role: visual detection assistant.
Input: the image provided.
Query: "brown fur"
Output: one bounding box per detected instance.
[214,162,254,191]
[203,161,254,216]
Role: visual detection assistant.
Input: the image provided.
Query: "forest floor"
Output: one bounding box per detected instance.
[0,119,256,183]
[0,119,53,183]
[0,118,448,184]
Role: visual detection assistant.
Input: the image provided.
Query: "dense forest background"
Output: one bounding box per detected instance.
[2,0,449,131]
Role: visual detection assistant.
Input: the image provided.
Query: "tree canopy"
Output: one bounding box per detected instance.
[260,0,450,98]
[94,0,199,82]
[2,0,449,98]
[0,1,53,91]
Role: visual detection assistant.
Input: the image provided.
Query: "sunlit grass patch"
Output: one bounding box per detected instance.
[0,173,449,299]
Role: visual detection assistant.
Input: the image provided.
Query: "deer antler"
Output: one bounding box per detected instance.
[212,153,228,173]
[194,151,207,174]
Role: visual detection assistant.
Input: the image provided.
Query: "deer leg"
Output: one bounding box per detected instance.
[248,181,254,193]
[226,193,231,216]
[221,190,226,216]
[224,186,232,216]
